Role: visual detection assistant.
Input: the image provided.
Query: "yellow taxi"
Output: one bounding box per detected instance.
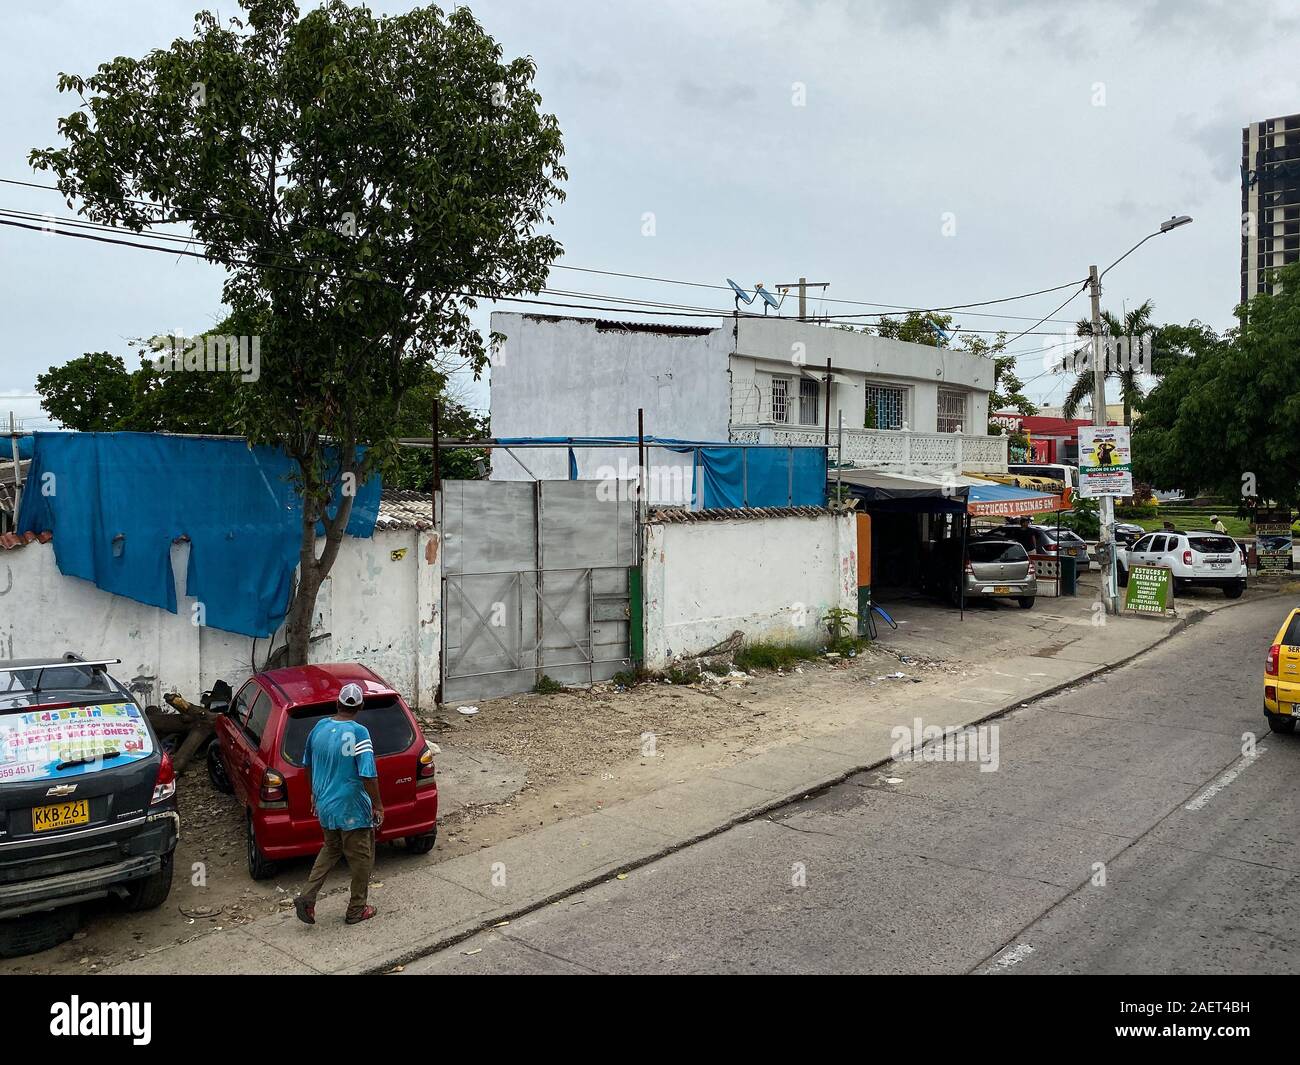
[1264,607,1300,733]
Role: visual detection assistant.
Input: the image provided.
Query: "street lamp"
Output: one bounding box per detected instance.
[1090,215,1193,615]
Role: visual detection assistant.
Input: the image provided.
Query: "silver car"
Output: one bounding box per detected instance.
[961,538,1037,608]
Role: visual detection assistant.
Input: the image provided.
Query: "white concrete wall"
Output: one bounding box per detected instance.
[0,528,441,709]
[642,511,858,669]
[487,312,734,503]
[730,318,992,434]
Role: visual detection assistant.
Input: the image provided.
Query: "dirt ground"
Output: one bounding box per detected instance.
[0,587,1140,973]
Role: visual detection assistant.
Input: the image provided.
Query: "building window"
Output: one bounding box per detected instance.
[798,378,819,425]
[771,377,789,423]
[864,384,905,430]
[937,388,967,433]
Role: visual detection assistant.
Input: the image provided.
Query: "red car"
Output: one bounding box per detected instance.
[206,663,438,879]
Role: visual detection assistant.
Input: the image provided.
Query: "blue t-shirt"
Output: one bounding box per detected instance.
[303,717,378,831]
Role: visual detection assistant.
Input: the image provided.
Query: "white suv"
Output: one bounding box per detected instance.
[1116,530,1246,598]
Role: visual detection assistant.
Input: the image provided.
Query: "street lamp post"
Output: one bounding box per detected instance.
[1091,215,1192,615]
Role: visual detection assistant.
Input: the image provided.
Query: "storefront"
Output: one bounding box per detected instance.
[837,470,1063,616]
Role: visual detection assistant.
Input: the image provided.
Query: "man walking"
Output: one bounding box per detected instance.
[1210,514,1228,534]
[294,682,384,925]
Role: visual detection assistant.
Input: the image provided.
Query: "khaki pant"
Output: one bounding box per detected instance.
[301,827,374,919]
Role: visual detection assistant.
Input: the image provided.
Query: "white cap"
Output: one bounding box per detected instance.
[337,682,364,709]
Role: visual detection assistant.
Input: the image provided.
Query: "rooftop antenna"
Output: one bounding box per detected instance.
[925,318,956,347]
[775,276,829,321]
[754,283,785,315]
[726,278,755,312]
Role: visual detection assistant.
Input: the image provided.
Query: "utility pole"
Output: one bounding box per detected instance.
[776,277,829,322]
[1088,265,1118,615]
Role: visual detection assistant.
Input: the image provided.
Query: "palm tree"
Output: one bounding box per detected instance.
[1060,300,1154,427]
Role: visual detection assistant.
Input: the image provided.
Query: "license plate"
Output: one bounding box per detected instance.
[993,586,1012,594]
[32,799,90,832]
[1210,562,1225,569]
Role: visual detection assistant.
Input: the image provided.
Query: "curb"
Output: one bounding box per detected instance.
[356,589,1283,974]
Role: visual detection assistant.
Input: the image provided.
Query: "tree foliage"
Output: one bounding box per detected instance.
[1061,301,1155,427]
[31,0,565,661]
[1132,262,1300,506]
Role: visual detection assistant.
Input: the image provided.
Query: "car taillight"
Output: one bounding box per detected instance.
[1027,561,1036,577]
[1267,644,1280,677]
[1044,543,1058,553]
[260,768,286,803]
[418,742,437,780]
[1182,549,1193,565]
[964,561,975,574]
[1267,685,1278,702]
[152,750,176,804]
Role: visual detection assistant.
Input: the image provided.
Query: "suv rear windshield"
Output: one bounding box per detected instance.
[1283,614,1300,647]
[281,698,414,767]
[1188,535,1237,554]
[969,540,1029,563]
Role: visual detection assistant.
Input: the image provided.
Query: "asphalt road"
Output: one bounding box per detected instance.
[402,595,1300,975]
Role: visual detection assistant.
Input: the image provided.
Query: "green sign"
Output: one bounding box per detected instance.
[1125,564,1172,614]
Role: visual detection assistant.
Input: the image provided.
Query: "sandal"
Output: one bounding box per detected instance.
[345,905,377,925]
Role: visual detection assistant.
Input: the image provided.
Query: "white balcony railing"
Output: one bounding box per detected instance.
[729,424,1008,475]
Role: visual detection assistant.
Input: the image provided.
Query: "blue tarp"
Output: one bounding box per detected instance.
[16,433,380,638]
[494,436,828,509]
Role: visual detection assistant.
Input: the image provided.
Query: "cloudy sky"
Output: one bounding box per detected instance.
[2,0,1296,430]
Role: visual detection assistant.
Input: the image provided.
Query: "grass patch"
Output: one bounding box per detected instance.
[532,674,566,694]
[733,640,821,673]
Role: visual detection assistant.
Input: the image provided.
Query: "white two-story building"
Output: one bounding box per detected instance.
[487,311,1006,500]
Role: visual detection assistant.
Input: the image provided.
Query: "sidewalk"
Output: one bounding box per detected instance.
[109,581,1270,975]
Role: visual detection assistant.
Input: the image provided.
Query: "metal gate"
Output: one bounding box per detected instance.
[440,480,636,702]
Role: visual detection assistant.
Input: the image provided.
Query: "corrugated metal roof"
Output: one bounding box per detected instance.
[648,505,834,524]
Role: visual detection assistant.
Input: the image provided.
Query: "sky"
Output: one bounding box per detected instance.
[2,0,1297,431]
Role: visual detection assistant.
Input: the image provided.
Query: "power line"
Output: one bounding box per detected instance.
[0,216,1084,336]
[3,176,1088,325]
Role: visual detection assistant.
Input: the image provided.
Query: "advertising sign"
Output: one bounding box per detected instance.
[0,702,152,783]
[1078,425,1132,498]
[1124,564,1172,615]
[1256,521,1293,574]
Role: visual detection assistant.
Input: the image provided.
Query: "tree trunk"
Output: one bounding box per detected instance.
[282,453,361,667]
[146,692,218,775]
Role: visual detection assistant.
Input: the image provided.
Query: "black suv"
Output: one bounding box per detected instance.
[0,655,178,957]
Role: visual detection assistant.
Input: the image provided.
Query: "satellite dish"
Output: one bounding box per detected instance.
[755,284,784,314]
[726,278,753,304]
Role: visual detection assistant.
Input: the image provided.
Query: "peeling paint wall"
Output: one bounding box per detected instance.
[641,512,857,669]
[487,312,733,502]
[0,529,440,708]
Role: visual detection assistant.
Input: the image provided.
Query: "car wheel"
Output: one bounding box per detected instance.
[1017,597,1035,610]
[405,828,438,855]
[246,814,278,881]
[1268,713,1296,735]
[0,905,81,959]
[206,741,233,794]
[1224,582,1244,599]
[123,851,175,911]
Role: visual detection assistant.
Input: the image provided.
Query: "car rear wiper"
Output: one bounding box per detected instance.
[55,751,119,770]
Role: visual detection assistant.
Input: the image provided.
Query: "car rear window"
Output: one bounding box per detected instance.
[1283,613,1300,647]
[1188,535,1236,554]
[281,697,414,767]
[0,701,153,783]
[969,540,1028,563]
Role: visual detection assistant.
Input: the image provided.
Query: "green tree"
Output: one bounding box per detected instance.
[957,330,1037,430]
[32,0,566,662]
[35,352,136,431]
[875,311,951,346]
[1061,301,1155,426]
[1132,262,1300,506]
